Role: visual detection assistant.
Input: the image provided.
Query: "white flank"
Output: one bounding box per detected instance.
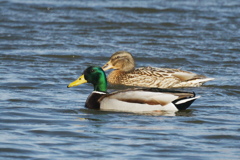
[99,91,180,112]
[100,98,178,112]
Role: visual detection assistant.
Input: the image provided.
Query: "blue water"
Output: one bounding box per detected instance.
[0,0,240,159]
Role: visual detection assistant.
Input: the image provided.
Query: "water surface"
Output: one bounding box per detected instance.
[0,0,240,159]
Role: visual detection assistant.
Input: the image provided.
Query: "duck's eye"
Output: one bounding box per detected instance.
[116,56,120,59]
[78,78,81,80]
[91,69,94,72]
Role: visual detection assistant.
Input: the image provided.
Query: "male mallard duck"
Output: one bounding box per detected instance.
[67,66,200,112]
[102,51,214,88]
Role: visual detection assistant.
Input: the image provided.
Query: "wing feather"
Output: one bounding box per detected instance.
[99,89,193,106]
[98,88,196,112]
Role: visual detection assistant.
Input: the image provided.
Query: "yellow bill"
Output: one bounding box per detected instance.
[67,74,87,88]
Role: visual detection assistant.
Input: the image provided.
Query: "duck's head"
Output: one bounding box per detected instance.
[67,66,107,92]
[102,51,135,73]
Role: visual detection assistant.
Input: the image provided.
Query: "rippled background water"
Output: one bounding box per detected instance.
[1,0,240,159]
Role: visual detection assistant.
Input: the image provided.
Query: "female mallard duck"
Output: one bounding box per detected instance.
[67,66,200,112]
[102,51,214,88]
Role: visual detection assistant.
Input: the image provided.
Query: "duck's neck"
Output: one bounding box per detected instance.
[108,70,128,84]
[94,83,107,92]
[93,76,107,92]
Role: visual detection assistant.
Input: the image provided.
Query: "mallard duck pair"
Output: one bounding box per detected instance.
[68,66,199,112]
[68,51,213,112]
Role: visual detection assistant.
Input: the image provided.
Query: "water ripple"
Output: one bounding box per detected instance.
[1,0,240,159]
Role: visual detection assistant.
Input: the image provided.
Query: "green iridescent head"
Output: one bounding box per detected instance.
[67,66,107,92]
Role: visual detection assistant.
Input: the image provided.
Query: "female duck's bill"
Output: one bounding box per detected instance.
[102,51,214,88]
[67,66,200,113]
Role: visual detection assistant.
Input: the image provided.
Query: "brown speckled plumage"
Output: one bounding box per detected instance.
[102,51,214,88]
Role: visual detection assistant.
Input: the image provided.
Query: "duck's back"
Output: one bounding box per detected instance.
[107,66,212,88]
